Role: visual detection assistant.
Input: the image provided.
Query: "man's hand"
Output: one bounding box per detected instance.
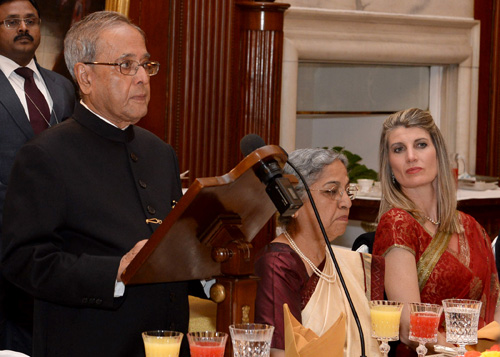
[117,239,147,281]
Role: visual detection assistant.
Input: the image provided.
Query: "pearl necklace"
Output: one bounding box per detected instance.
[423,215,440,225]
[283,230,336,283]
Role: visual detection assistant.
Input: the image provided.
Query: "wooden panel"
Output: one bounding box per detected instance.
[128,1,171,140]
[215,276,259,356]
[475,0,500,177]
[165,1,235,181]
[234,1,289,148]
[129,0,289,186]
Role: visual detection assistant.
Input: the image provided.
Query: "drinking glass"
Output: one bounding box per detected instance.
[229,323,274,357]
[408,302,443,357]
[370,300,404,357]
[442,299,482,357]
[142,330,183,357]
[187,331,228,357]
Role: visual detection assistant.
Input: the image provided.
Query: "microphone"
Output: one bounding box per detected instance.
[240,134,303,217]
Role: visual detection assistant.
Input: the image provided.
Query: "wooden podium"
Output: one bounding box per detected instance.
[121,145,287,351]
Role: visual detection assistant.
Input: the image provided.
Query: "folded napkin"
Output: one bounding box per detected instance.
[188,296,217,332]
[466,321,500,352]
[284,303,345,357]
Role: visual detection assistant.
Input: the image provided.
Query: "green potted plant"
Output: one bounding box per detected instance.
[326,146,378,183]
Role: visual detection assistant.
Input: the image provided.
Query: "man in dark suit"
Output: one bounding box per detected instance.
[2,11,193,357]
[0,0,75,353]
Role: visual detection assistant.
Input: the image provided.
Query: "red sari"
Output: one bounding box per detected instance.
[374,208,500,355]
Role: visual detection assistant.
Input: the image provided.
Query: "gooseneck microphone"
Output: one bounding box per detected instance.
[240,134,366,357]
[240,134,302,217]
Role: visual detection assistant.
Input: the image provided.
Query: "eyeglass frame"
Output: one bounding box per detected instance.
[309,183,358,202]
[0,17,41,29]
[82,60,160,76]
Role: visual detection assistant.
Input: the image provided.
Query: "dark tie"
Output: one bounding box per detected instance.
[15,67,51,134]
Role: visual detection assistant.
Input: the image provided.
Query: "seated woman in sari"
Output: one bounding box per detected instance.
[254,148,385,357]
[373,108,500,355]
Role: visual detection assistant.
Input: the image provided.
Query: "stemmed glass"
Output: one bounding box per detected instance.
[370,300,404,357]
[229,323,274,357]
[442,299,482,357]
[408,302,443,357]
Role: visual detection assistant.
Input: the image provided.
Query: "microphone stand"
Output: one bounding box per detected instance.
[287,161,367,357]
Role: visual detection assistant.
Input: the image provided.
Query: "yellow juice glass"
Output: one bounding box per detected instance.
[142,330,184,357]
[369,300,404,357]
[370,305,402,338]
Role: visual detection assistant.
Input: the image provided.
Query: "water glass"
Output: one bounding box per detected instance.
[142,330,184,357]
[229,323,274,357]
[187,331,228,357]
[442,299,482,357]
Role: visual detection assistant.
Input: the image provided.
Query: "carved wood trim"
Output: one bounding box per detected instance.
[233,1,290,148]
[105,0,130,16]
[166,0,236,181]
[492,1,500,177]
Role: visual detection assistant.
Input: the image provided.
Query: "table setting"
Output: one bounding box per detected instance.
[139,298,500,356]
[367,298,500,357]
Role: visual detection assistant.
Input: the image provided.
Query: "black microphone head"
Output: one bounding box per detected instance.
[240,134,266,157]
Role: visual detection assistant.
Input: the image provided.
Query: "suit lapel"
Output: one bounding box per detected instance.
[0,70,33,139]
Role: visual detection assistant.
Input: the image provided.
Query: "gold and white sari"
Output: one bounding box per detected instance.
[301,247,382,356]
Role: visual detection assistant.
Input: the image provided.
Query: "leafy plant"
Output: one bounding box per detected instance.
[326,146,378,183]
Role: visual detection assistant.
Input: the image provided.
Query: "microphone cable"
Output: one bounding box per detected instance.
[287,160,367,357]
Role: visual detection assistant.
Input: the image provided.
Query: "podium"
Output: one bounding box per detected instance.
[121,145,287,349]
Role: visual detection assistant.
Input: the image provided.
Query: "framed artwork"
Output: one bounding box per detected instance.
[36,0,128,75]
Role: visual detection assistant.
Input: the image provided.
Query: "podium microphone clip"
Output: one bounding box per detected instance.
[240,134,302,217]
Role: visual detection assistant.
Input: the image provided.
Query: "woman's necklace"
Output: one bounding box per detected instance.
[423,215,440,225]
[283,230,336,283]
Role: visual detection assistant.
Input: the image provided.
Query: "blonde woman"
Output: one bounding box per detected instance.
[374,108,500,355]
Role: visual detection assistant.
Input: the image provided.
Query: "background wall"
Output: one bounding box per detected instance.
[284,0,476,248]
[286,0,473,17]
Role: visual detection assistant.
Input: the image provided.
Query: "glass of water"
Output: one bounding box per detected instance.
[442,299,482,357]
[229,323,274,357]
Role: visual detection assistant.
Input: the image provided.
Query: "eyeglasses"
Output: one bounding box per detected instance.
[310,184,358,202]
[83,60,160,76]
[0,17,41,29]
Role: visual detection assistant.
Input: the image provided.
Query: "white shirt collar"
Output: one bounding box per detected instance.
[0,54,42,80]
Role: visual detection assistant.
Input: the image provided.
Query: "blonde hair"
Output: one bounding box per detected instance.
[378,108,462,233]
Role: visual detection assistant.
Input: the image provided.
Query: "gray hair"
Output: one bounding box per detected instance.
[278,148,348,230]
[64,11,145,80]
